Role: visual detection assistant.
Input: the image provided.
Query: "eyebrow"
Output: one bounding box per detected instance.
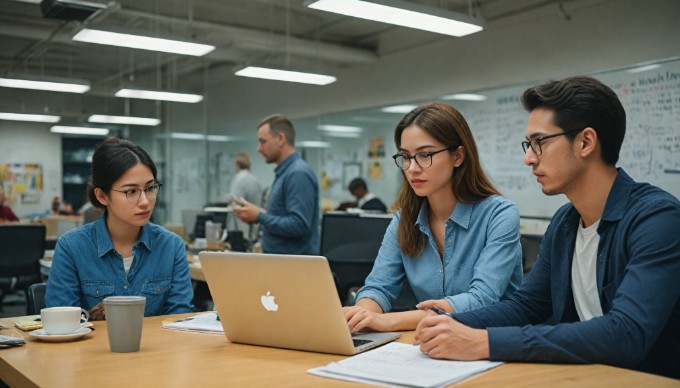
[118,179,157,188]
[526,131,548,140]
[398,145,439,153]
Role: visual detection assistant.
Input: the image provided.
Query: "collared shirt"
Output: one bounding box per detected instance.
[46,214,194,316]
[355,195,523,313]
[257,152,320,255]
[454,169,680,379]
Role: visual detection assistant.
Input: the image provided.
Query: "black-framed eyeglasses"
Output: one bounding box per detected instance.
[392,146,457,170]
[110,182,162,203]
[521,129,583,156]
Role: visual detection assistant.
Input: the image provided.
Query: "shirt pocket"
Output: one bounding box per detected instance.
[141,278,172,315]
[81,281,115,309]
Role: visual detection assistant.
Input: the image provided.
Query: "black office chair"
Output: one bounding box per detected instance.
[0,225,46,313]
[26,282,47,315]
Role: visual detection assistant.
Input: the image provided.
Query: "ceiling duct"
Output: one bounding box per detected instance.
[41,0,107,22]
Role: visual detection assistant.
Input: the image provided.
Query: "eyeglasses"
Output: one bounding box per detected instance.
[110,182,162,203]
[521,129,583,156]
[392,146,457,170]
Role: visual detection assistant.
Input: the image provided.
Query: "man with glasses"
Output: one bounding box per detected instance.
[416,76,680,378]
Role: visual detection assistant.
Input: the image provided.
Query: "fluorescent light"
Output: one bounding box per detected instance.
[165,133,235,142]
[306,0,484,37]
[442,93,487,101]
[0,76,90,93]
[235,65,336,85]
[627,64,661,73]
[318,124,363,133]
[381,104,418,114]
[73,28,215,57]
[0,112,61,123]
[320,131,361,138]
[115,88,203,103]
[88,114,161,126]
[297,140,331,148]
[50,126,110,136]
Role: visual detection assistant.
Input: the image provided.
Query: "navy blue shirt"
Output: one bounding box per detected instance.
[453,169,680,378]
[258,152,320,255]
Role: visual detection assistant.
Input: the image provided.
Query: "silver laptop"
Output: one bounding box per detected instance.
[199,251,401,355]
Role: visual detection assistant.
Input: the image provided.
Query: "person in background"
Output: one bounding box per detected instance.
[229,152,263,243]
[232,114,320,255]
[344,102,523,332]
[46,137,194,319]
[347,177,388,213]
[415,77,680,379]
[0,184,19,222]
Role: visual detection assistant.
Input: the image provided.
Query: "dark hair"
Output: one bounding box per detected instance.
[87,137,158,209]
[521,76,626,165]
[258,113,296,145]
[348,177,367,192]
[394,102,499,257]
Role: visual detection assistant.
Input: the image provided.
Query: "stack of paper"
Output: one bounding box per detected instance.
[162,312,224,334]
[308,342,502,387]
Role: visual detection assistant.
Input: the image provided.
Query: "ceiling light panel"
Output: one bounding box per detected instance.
[88,115,161,126]
[50,125,110,136]
[73,28,215,57]
[235,66,336,85]
[381,104,418,113]
[306,0,485,37]
[115,89,203,103]
[0,76,90,93]
[0,112,61,123]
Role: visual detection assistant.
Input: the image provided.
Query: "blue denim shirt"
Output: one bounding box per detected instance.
[46,214,194,316]
[355,195,523,313]
[257,152,320,255]
[454,169,680,379]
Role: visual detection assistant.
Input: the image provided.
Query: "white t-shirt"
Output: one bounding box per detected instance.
[572,218,603,321]
[123,255,134,275]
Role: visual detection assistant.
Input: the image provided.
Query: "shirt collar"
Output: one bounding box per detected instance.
[274,152,300,176]
[95,213,152,257]
[415,200,474,231]
[600,167,634,222]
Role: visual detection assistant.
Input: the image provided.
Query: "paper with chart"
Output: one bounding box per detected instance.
[308,342,502,387]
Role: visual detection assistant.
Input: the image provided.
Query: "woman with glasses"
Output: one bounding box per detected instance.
[46,138,193,320]
[344,102,523,332]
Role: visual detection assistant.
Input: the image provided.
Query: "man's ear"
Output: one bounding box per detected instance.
[580,127,598,157]
[94,187,109,207]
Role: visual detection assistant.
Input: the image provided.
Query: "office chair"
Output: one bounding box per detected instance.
[521,234,543,275]
[0,224,46,312]
[26,282,47,315]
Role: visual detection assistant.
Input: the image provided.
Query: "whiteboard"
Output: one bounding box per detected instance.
[460,58,680,218]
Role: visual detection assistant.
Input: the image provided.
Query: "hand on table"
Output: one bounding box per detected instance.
[414,314,489,360]
[88,301,106,321]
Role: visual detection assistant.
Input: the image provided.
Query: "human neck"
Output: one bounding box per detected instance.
[106,214,141,248]
[427,190,457,223]
[276,147,295,165]
[567,164,618,228]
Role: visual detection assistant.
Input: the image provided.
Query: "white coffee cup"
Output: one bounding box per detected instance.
[41,306,90,335]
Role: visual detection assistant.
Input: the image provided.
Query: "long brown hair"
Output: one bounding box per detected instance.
[394,102,499,257]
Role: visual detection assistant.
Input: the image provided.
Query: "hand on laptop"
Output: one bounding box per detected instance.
[343,305,393,333]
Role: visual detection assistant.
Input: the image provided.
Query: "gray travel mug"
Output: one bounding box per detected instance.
[103,296,146,352]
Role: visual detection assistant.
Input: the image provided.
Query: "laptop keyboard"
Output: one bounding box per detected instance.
[352,338,373,347]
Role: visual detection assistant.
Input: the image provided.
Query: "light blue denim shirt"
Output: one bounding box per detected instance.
[355,195,523,313]
[46,214,194,316]
[257,152,320,255]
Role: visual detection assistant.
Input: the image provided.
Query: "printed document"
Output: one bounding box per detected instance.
[308,342,502,387]
[162,312,224,334]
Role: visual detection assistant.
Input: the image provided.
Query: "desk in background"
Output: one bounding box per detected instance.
[1,314,677,387]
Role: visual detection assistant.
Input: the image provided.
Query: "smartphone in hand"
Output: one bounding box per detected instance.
[230,194,246,207]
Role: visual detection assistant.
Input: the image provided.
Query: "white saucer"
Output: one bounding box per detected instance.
[29,327,92,342]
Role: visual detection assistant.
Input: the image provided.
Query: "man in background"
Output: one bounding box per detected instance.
[0,184,18,222]
[229,152,263,243]
[233,114,320,255]
[348,177,387,213]
[415,76,680,378]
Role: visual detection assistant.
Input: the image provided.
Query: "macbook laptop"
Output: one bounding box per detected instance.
[199,251,401,355]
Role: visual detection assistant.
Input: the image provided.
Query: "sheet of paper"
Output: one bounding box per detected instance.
[162,312,224,334]
[308,342,502,388]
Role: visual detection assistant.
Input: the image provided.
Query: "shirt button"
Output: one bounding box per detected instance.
[123,285,128,290]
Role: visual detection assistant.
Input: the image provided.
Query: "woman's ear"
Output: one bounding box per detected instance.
[94,187,109,207]
[453,146,466,168]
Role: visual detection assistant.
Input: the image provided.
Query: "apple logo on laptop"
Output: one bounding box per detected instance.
[261,290,279,312]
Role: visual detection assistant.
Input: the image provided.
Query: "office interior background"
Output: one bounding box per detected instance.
[1,0,678,227]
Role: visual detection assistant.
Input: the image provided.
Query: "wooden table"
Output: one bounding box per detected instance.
[1,315,677,387]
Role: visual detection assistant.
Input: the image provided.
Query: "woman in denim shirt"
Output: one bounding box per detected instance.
[344,102,523,332]
[46,138,193,319]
